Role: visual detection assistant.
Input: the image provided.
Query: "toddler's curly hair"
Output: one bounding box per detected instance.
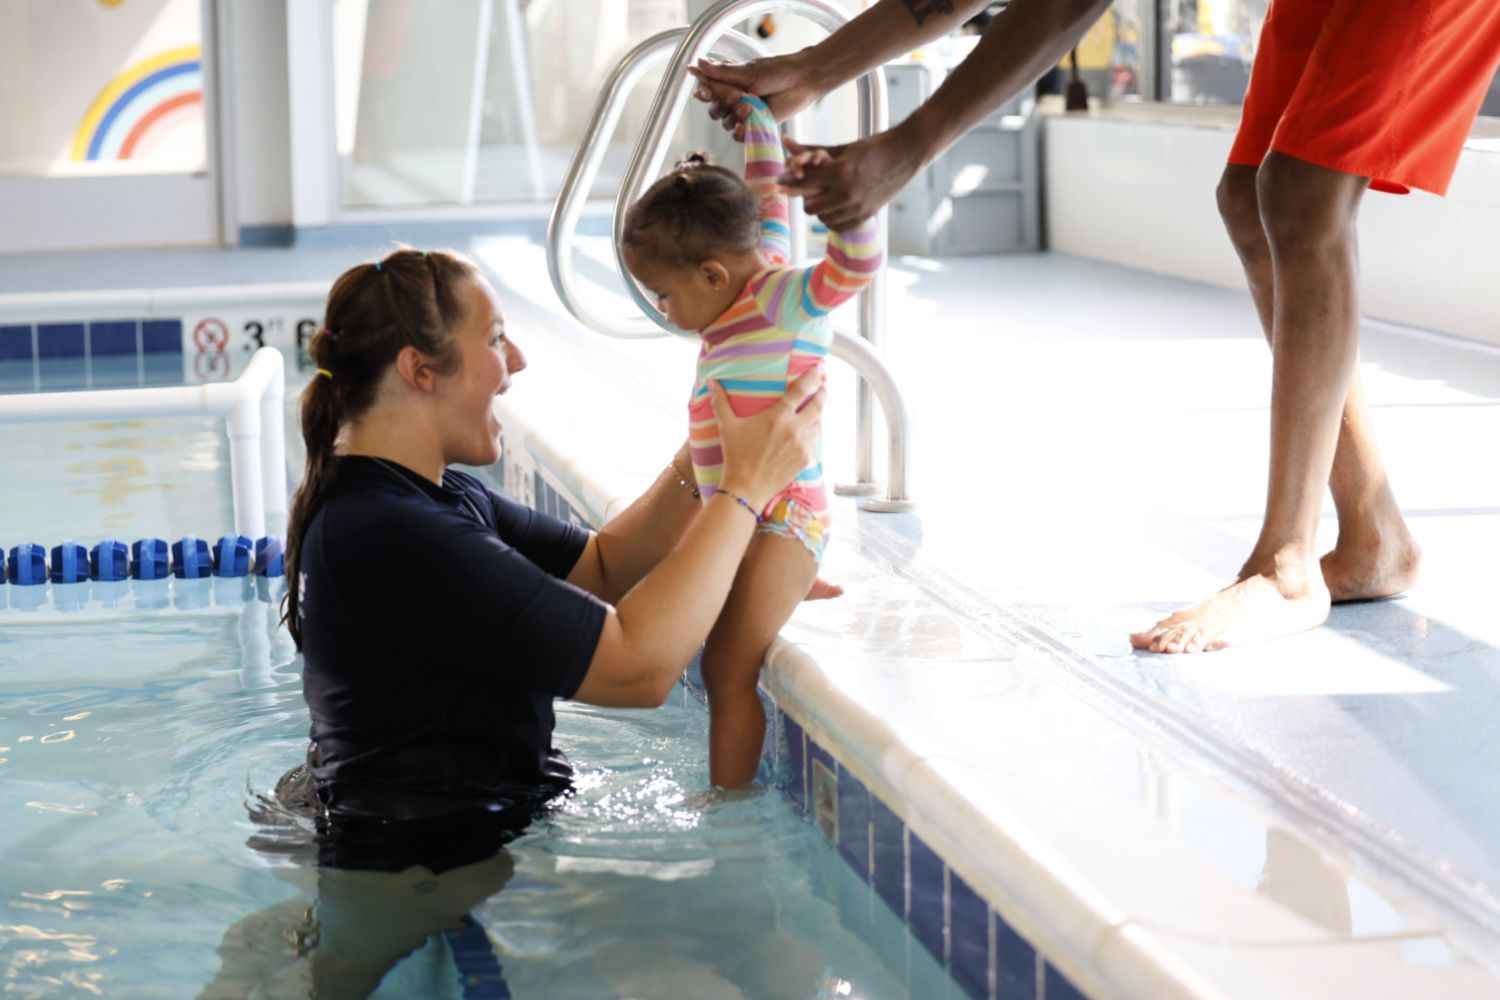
[622,151,761,267]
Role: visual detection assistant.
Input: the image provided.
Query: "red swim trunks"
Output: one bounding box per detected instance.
[1228,0,1500,195]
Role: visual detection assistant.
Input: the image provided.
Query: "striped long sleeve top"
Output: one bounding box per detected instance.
[687,95,884,523]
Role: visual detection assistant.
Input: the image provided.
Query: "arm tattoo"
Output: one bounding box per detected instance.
[903,0,956,27]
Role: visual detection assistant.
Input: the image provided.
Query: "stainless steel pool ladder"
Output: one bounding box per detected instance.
[545,0,914,512]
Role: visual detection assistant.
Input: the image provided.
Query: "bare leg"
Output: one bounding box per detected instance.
[1213,164,1421,603]
[1132,153,1380,653]
[702,533,818,787]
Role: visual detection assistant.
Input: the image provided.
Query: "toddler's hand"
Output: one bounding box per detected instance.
[782,140,833,183]
[689,68,754,139]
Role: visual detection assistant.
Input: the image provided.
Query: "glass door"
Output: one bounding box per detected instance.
[0,0,220,253]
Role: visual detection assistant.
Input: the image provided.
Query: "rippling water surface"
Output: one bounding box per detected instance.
[0,586,945,998]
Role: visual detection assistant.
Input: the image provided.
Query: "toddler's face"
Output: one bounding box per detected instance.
[623,251,733,333]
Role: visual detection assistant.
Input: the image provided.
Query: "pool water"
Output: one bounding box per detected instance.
[0,528,947,998]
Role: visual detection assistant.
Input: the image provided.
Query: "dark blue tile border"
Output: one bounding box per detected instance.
[808,737,838,843]
[141,319,182,354]
[871,794,906,918]
[1044,962,1089,1000]
[1,317,181,361]
[38,322,85,358]
[908,831,946,966]
[997,912,1039,1000]
[88,320,138,356]
[782,713,807,815]
[836,763,871,879]
[0,325,32,360]
[950,871,991,1000]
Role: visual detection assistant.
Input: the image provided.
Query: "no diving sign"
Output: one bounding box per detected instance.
[193,317,230,353]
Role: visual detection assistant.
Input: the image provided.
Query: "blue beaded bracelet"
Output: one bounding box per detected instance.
[720,490,764,525]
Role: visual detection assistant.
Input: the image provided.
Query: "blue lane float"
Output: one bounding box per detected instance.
[172,536,212,579]
[0,535,286,587]
[50,541,89,584]
[7,544,47,586]
[254,536,284,577]
[132,538,170,581]
[90,540,130,582]
[213,534,253,578]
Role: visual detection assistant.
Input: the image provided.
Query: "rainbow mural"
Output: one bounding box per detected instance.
[70,44,203,162]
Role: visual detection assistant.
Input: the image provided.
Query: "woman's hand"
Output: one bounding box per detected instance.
[779,130,923,232]
[712,367,825,510]
[692,53,823,141]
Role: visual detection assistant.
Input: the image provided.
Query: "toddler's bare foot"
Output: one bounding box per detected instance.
[804,577,844,601]
[1130,550,1331,654]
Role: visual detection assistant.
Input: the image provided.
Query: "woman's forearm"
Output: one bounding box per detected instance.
[899,0,1112,169]
[582,445,700,604]
[577,490,764,706]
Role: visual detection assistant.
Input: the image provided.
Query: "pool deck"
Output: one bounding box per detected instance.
[3,227,1498,998]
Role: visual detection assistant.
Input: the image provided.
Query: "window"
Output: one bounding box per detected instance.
[1159,0,1269,105]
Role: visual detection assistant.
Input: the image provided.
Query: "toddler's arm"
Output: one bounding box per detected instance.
[790,175,883,320]
[739,95,792,267]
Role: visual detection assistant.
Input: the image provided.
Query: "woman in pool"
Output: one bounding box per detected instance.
[279,247,825,872]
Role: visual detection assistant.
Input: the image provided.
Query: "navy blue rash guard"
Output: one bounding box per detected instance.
[298,455,608,824]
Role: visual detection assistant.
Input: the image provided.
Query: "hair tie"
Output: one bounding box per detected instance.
[316,368,333,380]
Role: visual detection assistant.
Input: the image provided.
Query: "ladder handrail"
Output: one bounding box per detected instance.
[546,27,773,339]
[544,0,913,508]
[611,0,893,500]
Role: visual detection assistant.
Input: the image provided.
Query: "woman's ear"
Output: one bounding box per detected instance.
[700,260,731,290]
[394,344,438,392]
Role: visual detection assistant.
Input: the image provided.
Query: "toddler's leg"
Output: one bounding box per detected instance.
[701,532,818,788]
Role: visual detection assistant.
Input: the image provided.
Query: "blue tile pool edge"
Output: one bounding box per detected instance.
[766,694,1087,1000]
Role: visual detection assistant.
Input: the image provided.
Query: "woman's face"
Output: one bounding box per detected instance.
[438,276,526,468]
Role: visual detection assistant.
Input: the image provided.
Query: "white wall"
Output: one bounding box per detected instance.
[218,0,291,233]
[1043,112,1500,347]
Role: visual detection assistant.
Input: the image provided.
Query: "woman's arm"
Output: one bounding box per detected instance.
[572,371,825,708]
[564,442,700,606]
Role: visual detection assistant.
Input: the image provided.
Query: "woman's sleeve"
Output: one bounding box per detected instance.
[414,521,606,701]
[739,96,792,267]
[483,484,591,579]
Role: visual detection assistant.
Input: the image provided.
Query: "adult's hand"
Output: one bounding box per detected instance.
[780,131,923,232]
[692,53,823,141]
[713,367,825,510]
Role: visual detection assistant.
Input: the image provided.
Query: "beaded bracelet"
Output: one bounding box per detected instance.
[719,490,764,525]
[669,460,700,499]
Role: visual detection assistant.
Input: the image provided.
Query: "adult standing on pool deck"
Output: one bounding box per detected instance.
[694,0,1500,654]
[280,247,824,869]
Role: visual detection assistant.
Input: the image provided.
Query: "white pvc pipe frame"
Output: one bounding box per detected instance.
[0,346,288,540]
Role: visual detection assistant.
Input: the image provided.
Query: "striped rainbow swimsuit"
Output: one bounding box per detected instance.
[687,96,884,563]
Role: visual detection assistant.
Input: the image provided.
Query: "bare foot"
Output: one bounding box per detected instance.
[804,577,844,601]
[1321,528,1421,603]
[1131,553,1331,654]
